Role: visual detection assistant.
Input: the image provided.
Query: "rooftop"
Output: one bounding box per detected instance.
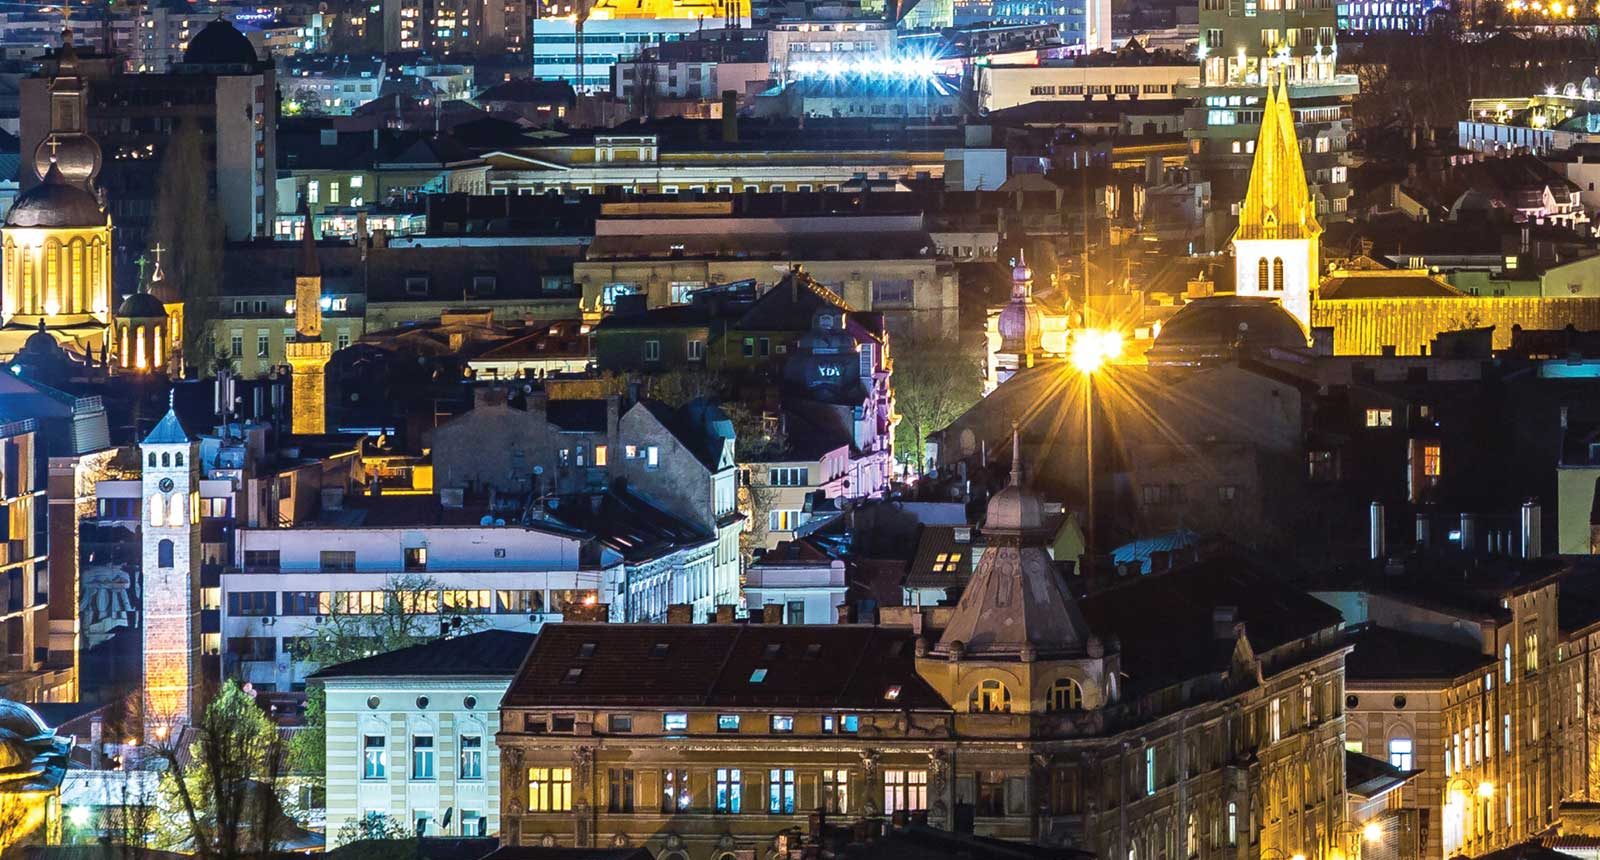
[309,630,536,680]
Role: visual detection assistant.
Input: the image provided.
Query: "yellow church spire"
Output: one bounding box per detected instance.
[1235,71,1322,242]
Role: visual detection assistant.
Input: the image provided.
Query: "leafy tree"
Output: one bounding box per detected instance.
[152,118,223,373]
[645,368,723,408]
[892,347,982,473]
[288,576,487,779]
[154,679,287,859]
[722,401,788,462]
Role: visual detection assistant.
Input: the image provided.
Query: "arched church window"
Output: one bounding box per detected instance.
[69,240,83,313]
[161,453,170,467]
[120,325,129,369]
[174,452,183,467]
[43,239,59,311]
[1272,257,1285,292]
[154,326,163,368]
[1047,678,1084,712]
[1257,257,1269,292]
[148,452,156,467]
[969,679,1012,713]
[158,539,174,569]
[135,325,147,370]
[169,493,184,526]
[148,494,164,527]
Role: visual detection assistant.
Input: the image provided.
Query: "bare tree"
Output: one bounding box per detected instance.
[153,678,288,859]
[152,118,223,372]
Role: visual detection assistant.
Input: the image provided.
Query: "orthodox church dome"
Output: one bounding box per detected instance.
[117,290,168,320]
[5,162,105,229]
[33,132,101,189]
[0,699,49,741]
[182,18,259,67]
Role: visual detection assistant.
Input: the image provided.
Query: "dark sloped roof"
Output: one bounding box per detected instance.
[736,269,851,332]
[546,399,607,433]
[1344,624,1491,682]
[904,526,972,589]
[502,623,946,710]
[309,630,535,680]
[1078,553,1344,696]
[1346,749,1419,799]
[537,485,710,562]
[1152,295,1307,353]
[1319,273,1464,300]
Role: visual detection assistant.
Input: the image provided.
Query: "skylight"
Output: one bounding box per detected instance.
[884,685,902,701]
[563,668,583,684]
[804,643,822,660]
[763,643,783,659]
[577,642,597,659]
[750,668,768,683]
[650,643,670,658]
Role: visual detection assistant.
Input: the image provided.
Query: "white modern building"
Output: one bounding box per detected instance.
[531,18,746,92]
[281,54,386,116]
[316,629,531,841]
[975,60,1198,113]
[220,508,603,692]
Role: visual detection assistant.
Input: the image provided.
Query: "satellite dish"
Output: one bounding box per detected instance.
[532,465,544,475]
[479,515,494,526]
[441,807,453,829]
[494,518,506,526]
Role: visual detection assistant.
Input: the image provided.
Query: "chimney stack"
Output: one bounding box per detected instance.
[721,90,739,143]
[666,604,694,624]
[1369,501,1386,560]
[1460,512,1478,553]
[1522,499,1543,559]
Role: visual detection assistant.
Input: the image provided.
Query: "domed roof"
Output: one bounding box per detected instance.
[182,18,259,67]
[0,699,49,741]
[32,132,102,189]
[118,290,167,319]
[19,320,62,357]
[1149,295,1306,363]
[997,251,1043,356]
[985,431,1042,533]
[5,162,105,229]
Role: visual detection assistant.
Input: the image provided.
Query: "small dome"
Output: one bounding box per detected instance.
[1148,295,1306,363]
[986,482,1042,532]
[118,291,167,319]
[20,321,61,357]
[6,163,105,228]
[32,131,102,188]
[182,18,259,67]
[997,301,1042,355]
[0,699,49,741]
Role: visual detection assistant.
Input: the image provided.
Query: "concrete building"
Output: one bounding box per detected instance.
[611,30,770,111]
[21,18,279,255]
[316,630,531,841]
[949,0,1110,51]
[280,54,385,116]
[531,18,746,93]
[976,56,1197,113]
[1180,0,1357,237]
[497,462,1350,856]
[431,391,743,621]
[220,499,601,692]
[577,208,959,342]
[0,419,57,703]
[765,20,894,85]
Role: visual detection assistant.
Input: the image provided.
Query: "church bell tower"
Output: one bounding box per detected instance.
[1231,72,1321,334]
[285,219,331,434]
[140,401,201,739]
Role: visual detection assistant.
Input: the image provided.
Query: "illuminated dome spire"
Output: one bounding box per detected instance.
[997,250,1043,359]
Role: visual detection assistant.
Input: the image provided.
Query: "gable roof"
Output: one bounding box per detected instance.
[308,630,536,680]
[143,406,190,445]
[735,268,852,332]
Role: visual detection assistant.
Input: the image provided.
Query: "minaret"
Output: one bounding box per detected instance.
[140,398,201,739]
[1231,71,1322,333]
[284,217,331,434]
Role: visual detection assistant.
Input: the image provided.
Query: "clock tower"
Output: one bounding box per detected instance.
[140,400,201,739]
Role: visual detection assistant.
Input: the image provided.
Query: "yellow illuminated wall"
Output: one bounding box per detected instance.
[587,0,749,19]
[1,226,111,324]
[1311,296,1600,355]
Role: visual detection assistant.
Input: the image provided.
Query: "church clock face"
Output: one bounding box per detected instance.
[158,478,174,493]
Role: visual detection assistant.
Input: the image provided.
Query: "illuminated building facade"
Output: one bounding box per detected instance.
[950,0,1111,51]
[1334,0,1437,32]
[2,27,112,359]
[380,0,528,54]
[498,470,1350,856]
[140,405,202,738]
[284,224,332,435]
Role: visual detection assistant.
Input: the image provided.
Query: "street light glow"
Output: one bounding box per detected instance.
[1478,780,1495,798]
[1071,329,1123,372]
[1363,822,1382,843]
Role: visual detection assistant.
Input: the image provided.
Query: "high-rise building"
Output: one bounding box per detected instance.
[1180,0,1357,243]
[139,404,202,739]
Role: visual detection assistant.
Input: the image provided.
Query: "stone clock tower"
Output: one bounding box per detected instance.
[140,401,201,739]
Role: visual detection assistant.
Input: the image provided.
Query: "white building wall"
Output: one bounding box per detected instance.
[325,677,508,842]
[1233,236,1316,334]
[976,63,1197,112]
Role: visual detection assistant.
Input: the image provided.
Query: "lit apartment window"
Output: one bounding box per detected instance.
[528,767,573,811]
[1388,737,1413,769]
[1365,408,1393,427]
[459,734,483,780]
[822,768,849,813]
[1423,444,1442,477]
[715,768,743,813]
[411,735,435,779]
[768,768,796,814]
[883,769,927,813]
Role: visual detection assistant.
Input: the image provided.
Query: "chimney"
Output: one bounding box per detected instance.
[715,604,736,623]
[1460,512,1478,552]
[721,90,739,143]
[1369,501,1386,560]
[666,604,693,624]
[762,604,783,624]
[1521,499,1543,559]
[1211,606,1238,640]
[1416,511,1431,547]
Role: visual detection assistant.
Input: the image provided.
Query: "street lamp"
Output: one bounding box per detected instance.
[1069,328,1122,576]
